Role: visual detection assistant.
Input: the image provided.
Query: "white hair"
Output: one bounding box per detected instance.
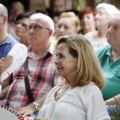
[30,13,54,35]
[0,3,8,16]
[96,3,120,20]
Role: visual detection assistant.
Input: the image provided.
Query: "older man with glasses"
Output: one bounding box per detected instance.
[0,12,62,119]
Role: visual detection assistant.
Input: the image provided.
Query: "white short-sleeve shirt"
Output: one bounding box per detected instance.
[0,43,28,81]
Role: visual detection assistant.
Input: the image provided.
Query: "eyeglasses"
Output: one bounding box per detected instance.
[28,24,50,31]
[16,21,28,30]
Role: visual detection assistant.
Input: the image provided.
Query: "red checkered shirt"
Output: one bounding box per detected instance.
[6,44,62,110]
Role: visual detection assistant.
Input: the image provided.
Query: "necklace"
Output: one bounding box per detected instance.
[55,84,71,101]
[59,84,71,93]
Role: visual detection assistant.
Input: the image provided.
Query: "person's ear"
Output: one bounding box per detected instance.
[48,29,53,36]
[3,16,7,24]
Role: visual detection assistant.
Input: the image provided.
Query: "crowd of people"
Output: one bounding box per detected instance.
[0,0,120,120]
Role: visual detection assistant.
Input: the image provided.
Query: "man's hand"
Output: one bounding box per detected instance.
[0,58,5,74]
[0,56,13,74]
[17,95,46,117]
[0,85,10,100]
[17,103,36,117]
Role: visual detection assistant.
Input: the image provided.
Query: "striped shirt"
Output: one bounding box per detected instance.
[6,44,62,110]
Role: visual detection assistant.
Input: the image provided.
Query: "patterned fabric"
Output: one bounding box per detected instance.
[84,32,108,51]
[0,104,24,120]
[6,44,62,110]
[0,34,17,58]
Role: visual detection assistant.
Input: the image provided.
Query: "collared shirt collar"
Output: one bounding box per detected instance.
[105,45,120,61]
[105,45,112,57]
[28,43,54,60]
[0,34,17,45]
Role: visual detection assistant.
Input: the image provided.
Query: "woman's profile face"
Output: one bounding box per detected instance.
[15,18,29,38]
[54,42,77,82]
[95,8,109,28]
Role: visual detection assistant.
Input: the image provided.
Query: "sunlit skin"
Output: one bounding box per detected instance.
[54,42,77,84]
[56,17,77,39]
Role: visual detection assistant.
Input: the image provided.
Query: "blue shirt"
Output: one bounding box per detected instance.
[0,34,17,58]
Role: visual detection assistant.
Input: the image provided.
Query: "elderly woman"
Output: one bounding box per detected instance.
[97,15,120,116]
[56,12,80,38]
[51,12,80,46]
[37,34,110,120]
[85,3,120,51]
[15,12,34,47]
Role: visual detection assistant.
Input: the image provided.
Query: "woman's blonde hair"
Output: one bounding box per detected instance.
[55,34,105,89]
[58,12,80,31]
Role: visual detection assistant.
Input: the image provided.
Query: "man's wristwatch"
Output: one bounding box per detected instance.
[33,102,40,111]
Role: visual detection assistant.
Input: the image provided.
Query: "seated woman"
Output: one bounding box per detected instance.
[85,3,120,51]
[51,12,80,46]
[78,6,97,35]
[37,34,111,120]
[15,12,34,47]
[56,12,80,38]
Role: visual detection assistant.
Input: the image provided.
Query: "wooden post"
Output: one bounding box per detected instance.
[109,0,120,9]
[85,0,96,7]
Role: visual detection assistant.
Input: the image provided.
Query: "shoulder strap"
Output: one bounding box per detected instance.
[24,59,34,103]
[24,52,52,103]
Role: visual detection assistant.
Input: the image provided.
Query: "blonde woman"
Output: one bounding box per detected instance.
[51,12,80,46]
[37,34,110,120]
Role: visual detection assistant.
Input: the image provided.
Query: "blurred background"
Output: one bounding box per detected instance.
[0,0,120,14]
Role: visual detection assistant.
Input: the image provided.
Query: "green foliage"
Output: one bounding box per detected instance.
[108,97,120,120]
[109,105,120,120]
